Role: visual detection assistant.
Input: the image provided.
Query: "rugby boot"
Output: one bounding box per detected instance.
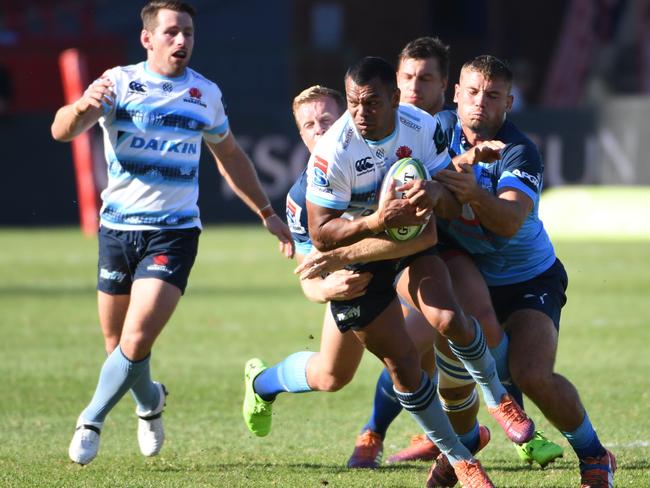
[426,425,491,487]
[579,449,616,488]
[386,434,441,463]
[515,430,564,468]
[136,382,168,457]
[347,430,383,469]
[68,417,102,465]
[442,459,494,488]
[487,393,534,444]
[242,358,273,436]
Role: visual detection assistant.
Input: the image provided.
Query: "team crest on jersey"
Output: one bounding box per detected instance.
[312,155,330,187]
[183,87,207,107]
[286,195,306,234]
[162,82,173,94]
[396,145,412,159]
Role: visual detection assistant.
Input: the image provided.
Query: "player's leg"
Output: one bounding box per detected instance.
[98,291,129,354]
[350,302,437,468]
[356,298,492,485]
[243,307,365,437]
[400,254,534,444]
[498,260,613,482]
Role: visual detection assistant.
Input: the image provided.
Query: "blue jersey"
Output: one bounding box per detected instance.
[286,168,312,256]
[436,110,556,286]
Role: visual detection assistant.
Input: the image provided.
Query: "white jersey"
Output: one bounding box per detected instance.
[98,62,229,230]
[306,103,450,218]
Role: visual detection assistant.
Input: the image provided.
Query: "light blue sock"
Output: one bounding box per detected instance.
[81,346,149,424]
[253,351,315,401]
[561,412,606,459]
[364,368,403,439]
[448,317,506,408]
[490,333,525,407]
[394,371,472,465]
[129,358,160,413]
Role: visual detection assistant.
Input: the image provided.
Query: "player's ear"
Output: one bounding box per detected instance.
[441,76,448,92]
[392,87,400,108]
[141,29,152,50]
[505,93,514,113]
[453,84,460,103]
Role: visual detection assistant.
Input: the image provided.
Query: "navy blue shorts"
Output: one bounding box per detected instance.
[97,226,200,295]
[329,246,438,333]
[488,258,568,331]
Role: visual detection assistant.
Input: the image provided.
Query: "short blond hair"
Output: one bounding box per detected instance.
[292,85,345,127]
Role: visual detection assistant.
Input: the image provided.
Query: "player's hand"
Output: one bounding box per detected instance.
[397,179,439,218]
[73,78,115,116]
[263,214,295,258]
[368,180,426,232]
[321,269,372,301]
[453,140,504,170]
[434,166,481,204]
[294,248,348,279]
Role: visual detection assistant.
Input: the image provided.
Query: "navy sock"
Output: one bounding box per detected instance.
[364,368,403,439]
[562,412,606,459]
[489,333,524,407]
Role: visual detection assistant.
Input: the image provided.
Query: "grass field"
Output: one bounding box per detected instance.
[1,226,649,487]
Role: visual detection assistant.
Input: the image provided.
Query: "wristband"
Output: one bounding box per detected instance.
[258,204,275,220]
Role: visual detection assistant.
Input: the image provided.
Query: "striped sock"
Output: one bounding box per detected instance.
[394,371,472,464]
[448,317,506,408]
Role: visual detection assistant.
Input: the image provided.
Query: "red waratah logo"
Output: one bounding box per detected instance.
[153,255,169,266]
[396,146,412,159]
[189,87,202,99]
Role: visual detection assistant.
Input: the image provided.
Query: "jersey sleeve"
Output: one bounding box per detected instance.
[98,67,119,123]
[202,84,230,143]
[286,172,313,256]
[305,146,351,211]
[497,143,543,200]
[421,113,452,177]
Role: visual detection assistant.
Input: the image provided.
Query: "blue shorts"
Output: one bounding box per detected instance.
[488,258,568,331]
[329,246,438,333]
[97,226,200,295]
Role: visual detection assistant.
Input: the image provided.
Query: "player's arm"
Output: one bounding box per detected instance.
[295,252,371,303]
[400,178,461,219]
[205,133,294,257]
[51,78,115,141]
[435,164,532,237]
[295,219,437,279]
[307,183,425,252]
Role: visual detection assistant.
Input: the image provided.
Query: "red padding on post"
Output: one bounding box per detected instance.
[58,49,99,236]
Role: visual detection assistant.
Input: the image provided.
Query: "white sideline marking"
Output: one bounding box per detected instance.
[604,441,650,448]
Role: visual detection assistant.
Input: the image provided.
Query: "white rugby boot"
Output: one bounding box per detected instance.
[135,382,168,457]
[69,417,102,465]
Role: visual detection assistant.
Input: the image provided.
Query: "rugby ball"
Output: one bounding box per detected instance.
[379,157,430,241]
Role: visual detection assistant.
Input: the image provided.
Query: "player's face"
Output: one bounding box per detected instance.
[454,68,513,138]
[295,97,342,153]
[397,57,447,115]
[345,77,399,141]
[141,9,194,77]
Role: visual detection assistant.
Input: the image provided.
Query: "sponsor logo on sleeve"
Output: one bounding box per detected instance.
[399,116,421,131]
[512,168,541,190]
[286,195,306,234]
[312,155,330,187]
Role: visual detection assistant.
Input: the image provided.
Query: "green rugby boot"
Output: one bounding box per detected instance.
[515,430,564,468]
[243,358,273,437]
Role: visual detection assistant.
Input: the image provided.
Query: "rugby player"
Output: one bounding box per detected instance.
[431,55,615,488]
[51,0,292,465]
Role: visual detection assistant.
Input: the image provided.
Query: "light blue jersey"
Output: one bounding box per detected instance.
[98,62,229,230]
[436,110,556,286]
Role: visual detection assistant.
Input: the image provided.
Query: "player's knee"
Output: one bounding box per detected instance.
[314,371,353,392]
[426,308,458,337]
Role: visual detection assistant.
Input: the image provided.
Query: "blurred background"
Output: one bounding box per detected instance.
[1,0,650,226]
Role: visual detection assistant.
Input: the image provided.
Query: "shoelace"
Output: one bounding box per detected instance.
[356,432,381,453]
[499,398,527,423]
[457,461,488,486]
[580,457,610,487]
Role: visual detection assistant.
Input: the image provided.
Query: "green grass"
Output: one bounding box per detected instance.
[1,226,649,487]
